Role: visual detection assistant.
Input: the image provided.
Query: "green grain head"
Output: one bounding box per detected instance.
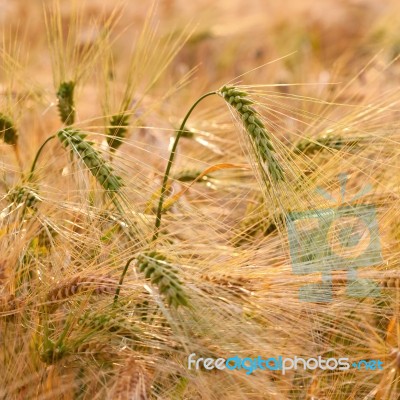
[294,133,360,155]
[7,185,40,209]
[57,81,75,125]
[57,128,123,192]
[136,251,188,308]
[218,85,284,182]
[107,113,130,151]
[0,113,17,145]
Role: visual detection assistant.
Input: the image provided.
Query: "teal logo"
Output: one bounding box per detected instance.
[287,174,382,302]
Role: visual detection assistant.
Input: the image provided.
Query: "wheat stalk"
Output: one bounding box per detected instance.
[152,91,216,243]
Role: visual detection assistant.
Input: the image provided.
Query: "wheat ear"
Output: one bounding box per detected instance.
[173,169,208,182]
[78,310,140,339]
[40,338,114,364]
[57,128,123,192]
[0,113,23,169]
[294,133,360,155]
[7,185,40,209]
[46,275,116,306]
[136,252,188,307]
[0,113,17,145]
[152,85,285,243]
[381,272,400,289]
[112,358,148,400]
[218,85,284,182]
[56,81,75,125]
[107,113,130,152]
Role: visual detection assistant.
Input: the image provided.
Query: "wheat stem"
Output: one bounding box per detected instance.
[113,257,135,306]
[29,135,56,181]
[151,91,216,243]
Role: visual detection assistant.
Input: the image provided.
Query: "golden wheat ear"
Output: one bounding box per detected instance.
[112,358,149,400]
[46,275,117,307]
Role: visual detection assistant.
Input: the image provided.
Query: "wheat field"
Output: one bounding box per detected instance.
[0,0,400,399]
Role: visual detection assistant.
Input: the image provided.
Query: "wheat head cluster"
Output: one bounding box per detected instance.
[0,0,400,399]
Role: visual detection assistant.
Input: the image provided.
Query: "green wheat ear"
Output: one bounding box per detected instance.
[57,128,123,192]
[173,169,207,182]
[57,81,75,125]
[107,113,130,151]
[7,185,40,209]
[218,85,285,182]
[294,133,360,155]
[0,113,17,145]
[137,252,188,308]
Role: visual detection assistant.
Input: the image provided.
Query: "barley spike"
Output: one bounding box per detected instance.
[0,113,17,145]
[218,85,284,182]
[57,128,123,192]
[56,81,75,125]
[137,252,188,307]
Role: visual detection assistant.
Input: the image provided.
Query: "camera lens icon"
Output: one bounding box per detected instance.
[287,205,382,302]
